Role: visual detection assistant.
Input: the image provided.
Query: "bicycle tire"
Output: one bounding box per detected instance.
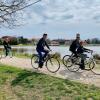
[31,54,39,69]
[63,55,80,72]
[46,57,60,73]
[90,59,100,75]
[84,57,94,71]
[62,55,71,66]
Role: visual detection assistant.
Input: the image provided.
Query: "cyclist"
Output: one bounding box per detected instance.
[77,41,93,70]
[3,38,11,57]
[69,33,80,57]
[36,33,51,68]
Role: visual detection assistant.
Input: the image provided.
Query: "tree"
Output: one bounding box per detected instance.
[17,36,29,44]
[0,38,2,45]
[0,0,41,28]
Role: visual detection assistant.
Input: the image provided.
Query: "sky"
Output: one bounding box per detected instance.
[0,0,100,40]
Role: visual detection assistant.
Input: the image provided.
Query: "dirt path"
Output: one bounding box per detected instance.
[0,57,100,87]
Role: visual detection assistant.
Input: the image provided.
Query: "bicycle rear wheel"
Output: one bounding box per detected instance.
[63,55,80,72]
[31,54,39,69]
[46,57,60,73]
[63,55,71,66]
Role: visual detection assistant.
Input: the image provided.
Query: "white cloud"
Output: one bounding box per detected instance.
[23,0,100,24]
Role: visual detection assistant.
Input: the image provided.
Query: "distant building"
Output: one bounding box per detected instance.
[50,40,60,46]
[65,40,74,45]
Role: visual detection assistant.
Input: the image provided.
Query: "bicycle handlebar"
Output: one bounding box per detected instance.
[87,50,93,55]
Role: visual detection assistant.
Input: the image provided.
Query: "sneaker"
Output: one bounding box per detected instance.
[79,64,85,70]
[39,66,43,68]
[38,63,43,68]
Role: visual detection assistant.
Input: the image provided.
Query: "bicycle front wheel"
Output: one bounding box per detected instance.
[84,57,94,71]
[31,54,39,69]
[90,59,100,75]
[46,57,60,73]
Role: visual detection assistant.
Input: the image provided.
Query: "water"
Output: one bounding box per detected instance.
[0,46,100,57]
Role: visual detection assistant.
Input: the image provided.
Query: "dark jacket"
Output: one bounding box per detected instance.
[69,40,80,53]
[77,46,89,54]
[3,41,11,49]
[36,38,50,50]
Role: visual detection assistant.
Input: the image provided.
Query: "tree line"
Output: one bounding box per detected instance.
[86,38,100,44]
[0,36,100,46]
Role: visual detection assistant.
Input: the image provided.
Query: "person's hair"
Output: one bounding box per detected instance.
[80,41,84,45]
[76,33,80,38]
[43,33,47,36]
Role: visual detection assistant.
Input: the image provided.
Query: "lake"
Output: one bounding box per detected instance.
[0,46,100,57]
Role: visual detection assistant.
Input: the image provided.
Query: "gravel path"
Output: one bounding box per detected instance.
[0,57,100,87]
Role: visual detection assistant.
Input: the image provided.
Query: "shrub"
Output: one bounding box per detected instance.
[93,54,100,60]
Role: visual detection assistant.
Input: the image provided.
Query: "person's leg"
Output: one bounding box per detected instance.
[42,49,49,60]
[37,50,43,68]
[80,54,85,69]
[5,47,8,56]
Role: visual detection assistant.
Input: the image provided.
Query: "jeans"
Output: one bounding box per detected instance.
[79,54,87,69]
[37,49,49,67]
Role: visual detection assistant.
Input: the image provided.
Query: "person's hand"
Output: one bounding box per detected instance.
[49,49,52,52]
[91,50,93,53]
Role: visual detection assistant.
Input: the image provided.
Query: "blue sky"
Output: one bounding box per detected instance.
[0,0,100,39]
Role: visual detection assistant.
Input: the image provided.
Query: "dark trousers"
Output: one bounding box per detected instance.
[4,47,8,56]
[4,46,11,56]
[37,49,49,67]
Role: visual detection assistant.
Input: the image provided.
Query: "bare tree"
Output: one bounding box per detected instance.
[0,0,41,28]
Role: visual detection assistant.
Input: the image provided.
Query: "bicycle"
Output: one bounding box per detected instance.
[90,53,100,75]
[0,48,13,59]
[31,51,60,73]
[62,51,95,72]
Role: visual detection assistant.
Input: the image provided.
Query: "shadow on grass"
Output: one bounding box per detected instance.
[11,70,42,86]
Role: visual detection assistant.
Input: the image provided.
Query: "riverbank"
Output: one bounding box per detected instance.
[0,64,100,100]
[1,56,100,87]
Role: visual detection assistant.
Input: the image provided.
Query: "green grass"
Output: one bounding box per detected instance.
[14,53,32,58]
[0,64,100,100]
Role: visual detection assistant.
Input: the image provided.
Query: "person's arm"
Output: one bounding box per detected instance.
[83,47,92,52]
[45,41,50,50]
[3,41,7,48]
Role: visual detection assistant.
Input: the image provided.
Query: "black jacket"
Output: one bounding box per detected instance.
[69,40,80,53]
[36,38,50,50]
[3,41,11,49]
[77,46,89,54]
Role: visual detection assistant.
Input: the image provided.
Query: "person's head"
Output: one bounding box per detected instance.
[43,33,47,40]
[5,38,9,42]
[76,33,80,41]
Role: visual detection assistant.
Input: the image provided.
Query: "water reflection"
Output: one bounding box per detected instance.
[0,46,100,57]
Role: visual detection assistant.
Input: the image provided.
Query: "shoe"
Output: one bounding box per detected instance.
[79,64,85,70]
[38,63,43,68]
[39,66,43,68]
[80,68,85,70]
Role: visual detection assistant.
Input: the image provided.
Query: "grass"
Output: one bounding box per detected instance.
[14,53,32,58]
[0,64,100,100]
